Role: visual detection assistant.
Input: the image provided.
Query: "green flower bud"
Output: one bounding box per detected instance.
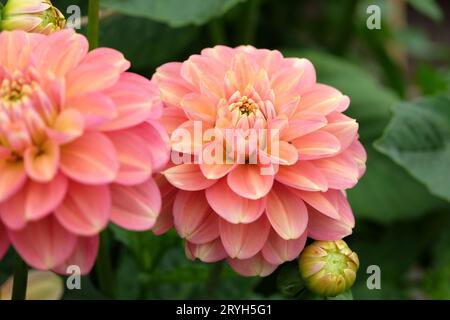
[1,0,65,34]
[299,240,359,297]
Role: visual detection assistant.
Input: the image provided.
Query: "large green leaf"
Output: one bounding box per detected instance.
[407,0,443,22]
[101,0,246,27]
[285,49,445,222]
[375,96,450,203]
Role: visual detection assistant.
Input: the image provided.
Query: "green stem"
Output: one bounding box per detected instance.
[87,0,100,49]
[12,253,28,300]
[96,230,115,298]
[204,261,224,299]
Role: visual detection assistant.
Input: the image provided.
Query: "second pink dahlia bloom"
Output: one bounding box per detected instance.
[0,30,169,273]
[152,45,366,276]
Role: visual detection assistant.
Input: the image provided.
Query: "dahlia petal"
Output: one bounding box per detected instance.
[171,120,208,155]
[293,189,342,220]
[107,125,154,186]
[173,191,219,244]
[54,182,110,236]
[270,140,298,165]
[312,152,359,189]
[0,31,36,70]
[266,184,308,240]
[145,121,171,172]
[60,132,119,185]
[227,165,274,200]
[205,179,265,224]
[0,157,26,202]
[181,93,216,122]
[200,161,237,180]
[34,29,88,76]
[0,173,68,230]
[67,93,116,129]
[292,131,341,160]
[219,216,270,259]
[8,216,77,270]
[185,238,227,263]
[153,62,193,108]
[323,113,358,151]
[348,140,367,178]
[164,164,216,191]
[66,62,120,98]
[276,161,328,192]
[47,108,85,144]
[160,107,188,135]
[296,84,347,115]
[101,73,163,131]
[0,222,9,260]
[82,48,130,73]
[53,236,99,276]
[24,139,59,183]
[152,186,176,236]
[307,206,353,241]
[282,112,327,141]
[262,229,307,265]
[110,179,161,231]
[228,253,277,277]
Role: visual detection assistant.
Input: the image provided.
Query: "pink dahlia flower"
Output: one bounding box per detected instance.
[0,30,169,273]
[152,46,366,276]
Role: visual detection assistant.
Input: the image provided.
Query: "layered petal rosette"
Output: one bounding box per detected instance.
[152,46,366,276]
[0,30,169,273]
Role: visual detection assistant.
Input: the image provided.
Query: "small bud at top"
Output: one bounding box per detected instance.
[299,240,359,297]
[1,0,66,34]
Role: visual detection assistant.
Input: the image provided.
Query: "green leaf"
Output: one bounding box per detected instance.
[276,262,304,298]
[327,290,353,300]
[375,96,450,203]
[407,0,443,22]
[101,0,246,27]
[285,49,445,222]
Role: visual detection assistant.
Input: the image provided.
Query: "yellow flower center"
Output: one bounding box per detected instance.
[229,96,258,116]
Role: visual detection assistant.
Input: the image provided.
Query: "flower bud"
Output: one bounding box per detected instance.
[299,240,359,297]
[1,0,65,34]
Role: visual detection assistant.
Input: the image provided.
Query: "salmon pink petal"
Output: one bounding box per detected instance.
[292,131,341,160]
[200,161,237,180]
[348,140,367,178]
[307,206,353,241]
[262,230,307,265]
[181,93,216,122]
[219,216,270,259]
[0,222,9,260]
[8,216,77,270]
[173,191,219,244]
[296,84,347,115]
[270,141,298,165]
[34,29,88,76]
[228,253,277,277]
[160,107,188,135]
[152,188,176,236]
[0,173,68,229]
[0,158,26,202]
[323,113,358,151]
[55,182,110,236]
[0,31,36,70]
[282,112,327,141]
[67,93,116,129]
[82,48,130,73]
[60,132,119,185]
[227,165,274,200]
[293,189,341,220]
[101,73,162,131]
[312,152,359,189]
[53,236,99,275]
[206,179,265,224]
[266,184,308,240]
[153,62,192,108]
[24,140,59,183]
[185,238,227,263]
[164,164,216,191]
[276,161,328,192]
[107,126,154,186]
[46,109,85,144]
[110,179,161,231]
[144,121,170,172]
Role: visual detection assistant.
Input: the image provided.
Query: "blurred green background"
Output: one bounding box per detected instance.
[2,0,450,300]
